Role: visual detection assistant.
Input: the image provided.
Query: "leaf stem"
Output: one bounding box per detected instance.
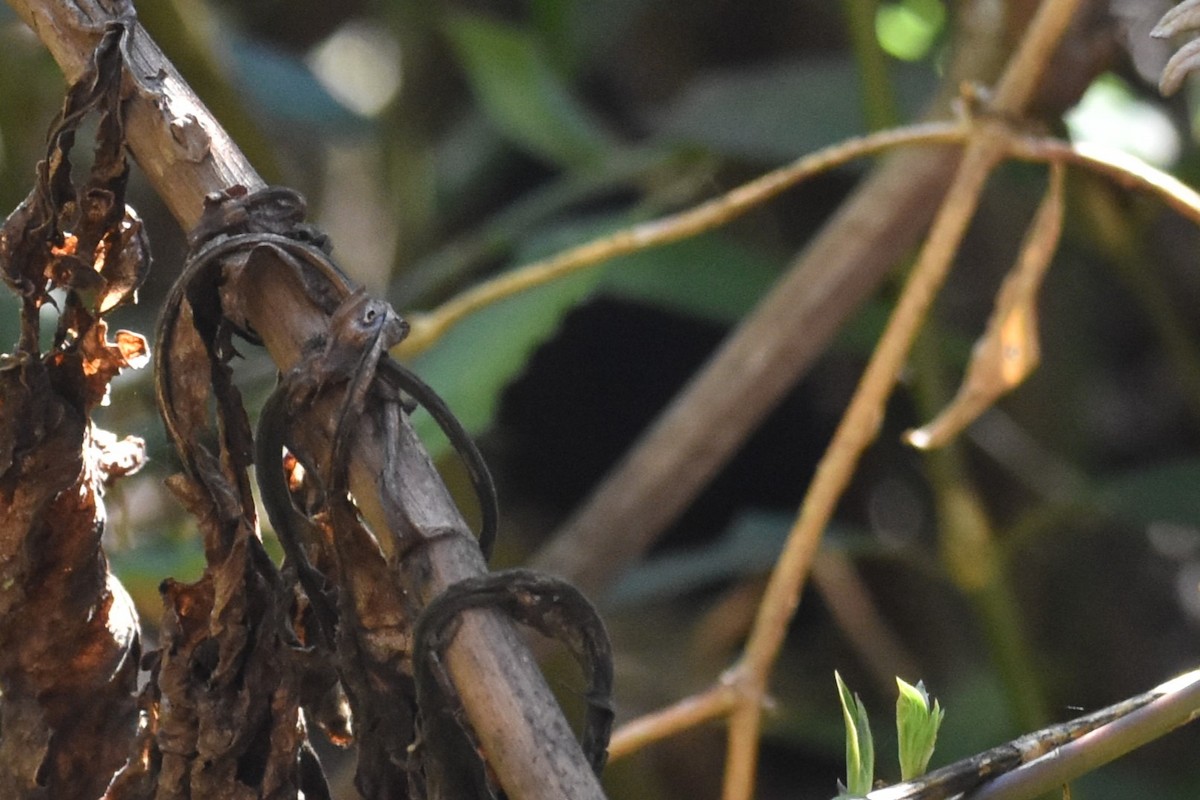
[840,0,901,131]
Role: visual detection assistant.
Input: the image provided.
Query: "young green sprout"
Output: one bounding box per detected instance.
[895,677,945,781]
[835,671,875,796]
[835,673,945,796]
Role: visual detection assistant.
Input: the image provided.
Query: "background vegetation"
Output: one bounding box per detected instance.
[4,0,1200,797]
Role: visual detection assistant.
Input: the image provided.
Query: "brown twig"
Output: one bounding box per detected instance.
[397,122,968,356]
[1005,135,1200,223]
[4,1,607,797]
[963,669,1200,800]
[608,683,739,762]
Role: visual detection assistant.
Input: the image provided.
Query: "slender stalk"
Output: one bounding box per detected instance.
[1006,136,1200,227]
[607,683,740,762]
[396,122,967,355]
[989,0,1085,114]
[841,0,901,131]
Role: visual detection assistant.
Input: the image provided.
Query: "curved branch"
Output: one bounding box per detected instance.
[399,122,968,355]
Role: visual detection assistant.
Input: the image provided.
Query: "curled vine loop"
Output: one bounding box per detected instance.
[1153,1,1200,95]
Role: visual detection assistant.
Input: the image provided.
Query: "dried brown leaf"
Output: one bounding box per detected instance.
[90,426,147,482]
[0,391,140,797]
[95,208,151,315]
[905,162,1065,450]
[72,318,150,409]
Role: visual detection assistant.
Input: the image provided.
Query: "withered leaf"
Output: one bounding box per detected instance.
[0,358,59,481]
[90,426,147,482]
[905,163,1065,450]
[95,208,151,315]
[0,190,56,310]
[75,319,150,410]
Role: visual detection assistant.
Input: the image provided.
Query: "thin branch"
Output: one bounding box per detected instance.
[392,119,1200,369]
[862,667,1200,800]
[988,0,1087,114]
[397,122,967,356]
[607,683,740,762]
[1006,135,1200,225]
[964,669,1200,800]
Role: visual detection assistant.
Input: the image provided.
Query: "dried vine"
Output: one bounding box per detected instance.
[1,2,613,799]
[0,21,147,797]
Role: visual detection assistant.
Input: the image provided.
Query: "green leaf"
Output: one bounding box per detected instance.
[444,13,613,167]
[228,35,364,134]
[597,233,783,324]
[407,262,602,455]
[655,58,934,163]
[836,671,875,796]
[605,511,794,607]
[896,677,944,780]
[1095,460,1200,529]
